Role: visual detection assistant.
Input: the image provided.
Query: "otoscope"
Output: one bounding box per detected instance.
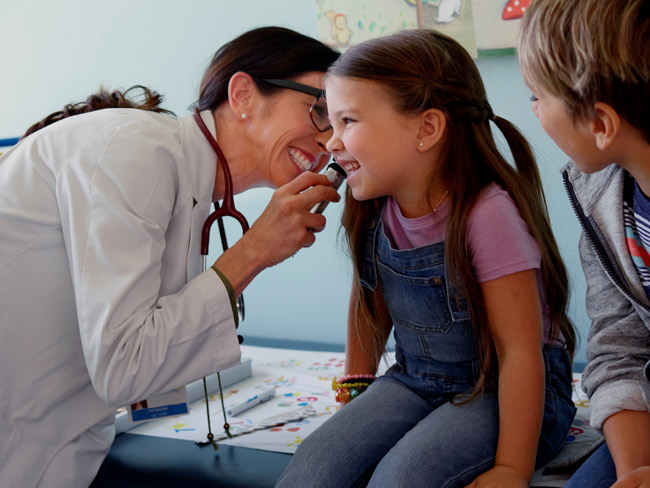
[309,162,347,214]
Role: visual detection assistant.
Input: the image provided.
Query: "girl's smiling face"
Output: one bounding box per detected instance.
[324,75,432,214]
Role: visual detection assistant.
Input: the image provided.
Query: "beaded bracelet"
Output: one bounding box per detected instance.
[331,375,376,404]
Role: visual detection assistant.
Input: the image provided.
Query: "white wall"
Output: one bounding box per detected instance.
[0,1,589,364]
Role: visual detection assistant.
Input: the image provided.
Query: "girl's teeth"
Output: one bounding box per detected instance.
[342,162,360,173]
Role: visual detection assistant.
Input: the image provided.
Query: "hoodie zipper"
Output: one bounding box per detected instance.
[563,170,650,313]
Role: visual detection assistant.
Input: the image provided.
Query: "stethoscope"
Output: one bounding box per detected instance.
[193,108,248,322]
[193,108,250,448]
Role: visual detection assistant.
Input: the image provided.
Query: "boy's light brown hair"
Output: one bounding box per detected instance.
[518,0,650,142]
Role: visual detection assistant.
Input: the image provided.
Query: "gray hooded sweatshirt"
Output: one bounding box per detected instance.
[563,160,650,430]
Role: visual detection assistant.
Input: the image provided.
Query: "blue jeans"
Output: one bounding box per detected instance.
[565,443,617,488]
[278,214,575,487]
[275,347,575,488]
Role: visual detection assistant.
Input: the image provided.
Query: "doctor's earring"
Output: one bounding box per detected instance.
[240,113,247,119]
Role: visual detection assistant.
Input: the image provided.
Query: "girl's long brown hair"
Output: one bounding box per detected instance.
[333,29,576,400]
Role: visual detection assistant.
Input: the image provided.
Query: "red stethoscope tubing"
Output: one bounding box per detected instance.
[193,109,250,256]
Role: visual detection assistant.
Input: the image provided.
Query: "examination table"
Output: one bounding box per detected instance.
[90,339,600,488]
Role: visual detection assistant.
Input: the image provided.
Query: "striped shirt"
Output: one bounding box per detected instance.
[624,175,650,297]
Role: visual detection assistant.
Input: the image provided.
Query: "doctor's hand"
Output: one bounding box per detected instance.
[247,171,340,263]
[212,171,340,295]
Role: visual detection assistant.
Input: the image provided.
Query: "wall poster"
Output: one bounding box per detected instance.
[315,0,533,58]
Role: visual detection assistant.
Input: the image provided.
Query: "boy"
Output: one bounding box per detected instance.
[518,0,650,486]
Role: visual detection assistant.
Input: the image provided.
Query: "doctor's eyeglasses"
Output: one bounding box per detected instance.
[261,78,331,133]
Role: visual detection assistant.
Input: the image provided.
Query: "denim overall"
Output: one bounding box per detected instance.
[277,211,576,488]
[361,215,481,405]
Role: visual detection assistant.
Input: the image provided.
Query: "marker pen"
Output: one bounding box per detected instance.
[226,387,276,416]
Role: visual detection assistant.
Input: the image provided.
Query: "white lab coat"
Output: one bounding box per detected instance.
[0,109,241,487]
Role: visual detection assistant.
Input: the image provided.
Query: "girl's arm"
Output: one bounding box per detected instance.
[344,283,392,376]
[467,268,545,487]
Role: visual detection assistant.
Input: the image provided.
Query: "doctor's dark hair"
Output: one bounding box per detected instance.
[332,29,576,402]
[196,26,340,111]
[22,85,173,139]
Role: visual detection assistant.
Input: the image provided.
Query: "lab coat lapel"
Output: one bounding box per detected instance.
[179,110,218,282]
[187,201,212,280]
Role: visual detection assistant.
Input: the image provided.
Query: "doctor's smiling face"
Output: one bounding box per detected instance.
[251,71,332,188]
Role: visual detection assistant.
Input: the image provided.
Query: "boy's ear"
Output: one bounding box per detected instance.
[227,72,257,120]
[416,109,446,151]
[590,102,620,150]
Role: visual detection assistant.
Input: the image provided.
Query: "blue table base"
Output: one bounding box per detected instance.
[91,433,292,488]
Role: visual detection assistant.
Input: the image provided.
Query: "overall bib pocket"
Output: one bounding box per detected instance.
[378,261,476,363]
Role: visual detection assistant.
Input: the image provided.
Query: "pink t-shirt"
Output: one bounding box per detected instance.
[382,184,562,346]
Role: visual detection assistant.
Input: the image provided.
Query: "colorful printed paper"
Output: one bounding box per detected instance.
[129,345,355,452]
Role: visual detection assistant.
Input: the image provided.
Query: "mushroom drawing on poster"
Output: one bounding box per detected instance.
[502,0,532,20]
[472,0,534,55]
[314,0,536,58]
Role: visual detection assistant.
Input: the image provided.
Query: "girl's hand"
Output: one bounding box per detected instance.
[464,465,529,488]
[612,466,650,487]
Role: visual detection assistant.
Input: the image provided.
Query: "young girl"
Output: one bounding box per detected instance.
[276,29,577,488]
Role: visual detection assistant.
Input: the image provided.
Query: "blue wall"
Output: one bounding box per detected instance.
[0,1,589,364]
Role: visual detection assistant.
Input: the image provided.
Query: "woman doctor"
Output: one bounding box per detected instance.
[0,26,339,488]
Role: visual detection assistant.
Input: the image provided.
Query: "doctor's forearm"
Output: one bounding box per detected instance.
[212,240,266,297]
